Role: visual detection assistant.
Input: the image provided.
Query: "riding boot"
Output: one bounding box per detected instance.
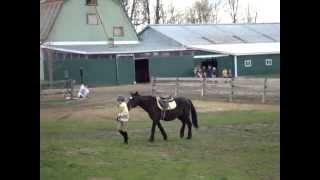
[118,130,125,141]
[123,131,128,144]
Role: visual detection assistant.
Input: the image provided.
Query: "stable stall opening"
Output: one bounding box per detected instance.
[200,59,218,76]
[135,59,150,83]
[201,59,218,69]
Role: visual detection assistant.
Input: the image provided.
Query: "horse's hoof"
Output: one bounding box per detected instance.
[148,139,154,142]
[187,137,192,139]
[164,137,168,141]
[180,135,184,138]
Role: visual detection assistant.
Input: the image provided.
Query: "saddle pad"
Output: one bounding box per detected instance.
[156,97,177,110]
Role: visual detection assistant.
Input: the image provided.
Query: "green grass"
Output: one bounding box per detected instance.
[41,111,280,180]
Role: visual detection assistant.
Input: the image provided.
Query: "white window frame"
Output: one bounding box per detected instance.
[113,26,124,37]
[86,0,97,6]
[87,13,99,25]
[265,59,272,66]
[244,59,252,67]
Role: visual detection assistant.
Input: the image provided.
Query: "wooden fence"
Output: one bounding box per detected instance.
[40,79,76,97]
[151,77,280,103]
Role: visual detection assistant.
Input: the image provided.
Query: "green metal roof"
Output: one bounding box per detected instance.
[140,23,280,46]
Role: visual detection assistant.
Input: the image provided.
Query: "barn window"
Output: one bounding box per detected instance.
[244,60,252,67]
[86,0,97,6]
[87,13,99,25]
[265,59,272,66]
[113,26,124,36]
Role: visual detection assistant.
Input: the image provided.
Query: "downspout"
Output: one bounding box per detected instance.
[115,55,119,84]
[234,55,238,77]
[40,46,44,81]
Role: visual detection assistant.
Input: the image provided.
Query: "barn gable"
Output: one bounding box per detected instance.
[40,0,64,42]
[40,0,139,44]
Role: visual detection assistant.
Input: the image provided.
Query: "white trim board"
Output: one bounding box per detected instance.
[193,54,229,59]
[188,42,280,56]
[42,41,140,46]
[40,45,187,55]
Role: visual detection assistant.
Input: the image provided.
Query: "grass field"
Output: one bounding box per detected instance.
[40,110,279,180]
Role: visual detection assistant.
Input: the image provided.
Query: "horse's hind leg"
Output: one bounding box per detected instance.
[157,122,168,140]
[178,117,186,138]
[186,117,192,139]
[149,121,157,142]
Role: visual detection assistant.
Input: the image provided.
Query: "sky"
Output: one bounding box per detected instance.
[150,0,280,23]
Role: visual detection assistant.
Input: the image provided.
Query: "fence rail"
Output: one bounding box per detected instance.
[151,77,280,103]
[40,79,76,97]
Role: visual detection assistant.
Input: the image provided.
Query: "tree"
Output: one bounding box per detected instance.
[245,4,258,23]
[165,3,184,24]
[185,7,197,24]
[155,0,160,24]
[211,0,222,23]
[227,0,239,23]
[194,0,213,23]
[120,0,130,14]
[120,0,150,30]
[142,0,151,24]
[184,0,221,24]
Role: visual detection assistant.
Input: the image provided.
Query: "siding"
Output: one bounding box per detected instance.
[149,55,194,77]
[237,54,280,76]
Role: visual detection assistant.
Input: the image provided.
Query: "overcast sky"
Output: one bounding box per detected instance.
[150,0,280,23]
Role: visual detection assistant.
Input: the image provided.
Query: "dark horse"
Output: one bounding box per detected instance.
[127,92,198,142]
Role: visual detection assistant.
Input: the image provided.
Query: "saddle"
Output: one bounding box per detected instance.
[156,96,177,111]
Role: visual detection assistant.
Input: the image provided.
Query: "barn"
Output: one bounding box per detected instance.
[137,23,280,78]
[40,0,280,87]
[40,0,140,86]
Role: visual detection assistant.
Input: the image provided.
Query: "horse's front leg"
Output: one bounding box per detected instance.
[149,121,157,142]
[157,121,167,140]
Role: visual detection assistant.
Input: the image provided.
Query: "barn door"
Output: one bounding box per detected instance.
[116,55,135,85]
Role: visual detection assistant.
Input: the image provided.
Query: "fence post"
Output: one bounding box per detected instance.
[201,78,206,97]
[71,80,75,99]
[151,77,156,96]
[47,50,54,89]
[175,77,179,96]
[262,77,268,103]
[229,78,234,102]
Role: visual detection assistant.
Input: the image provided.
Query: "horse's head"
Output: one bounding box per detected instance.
[127,91,141,110]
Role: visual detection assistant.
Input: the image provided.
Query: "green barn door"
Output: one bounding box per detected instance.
[116,55,135,85]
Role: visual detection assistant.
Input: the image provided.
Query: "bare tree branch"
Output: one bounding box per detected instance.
[245,3,258,23]
[155,0,160,24]
[227,0,239,23]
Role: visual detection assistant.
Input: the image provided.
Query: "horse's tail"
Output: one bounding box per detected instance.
[189,99,198,128]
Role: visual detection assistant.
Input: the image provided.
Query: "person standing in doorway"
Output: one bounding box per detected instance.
[207,65,213,78]
[201,66,207,78]
[222,68,228,78]
[212,66,217,78]
[228,69,233,78]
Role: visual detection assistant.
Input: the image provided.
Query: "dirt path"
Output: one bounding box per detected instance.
[40,84,279,121]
